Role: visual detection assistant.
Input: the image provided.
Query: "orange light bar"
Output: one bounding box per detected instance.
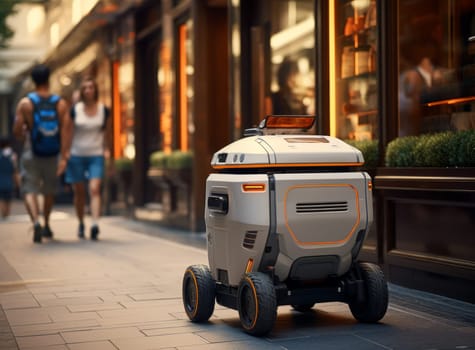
[368,180,373,191]
[265,115,315,129]
[245,259,254,273]
[242,183,266,192]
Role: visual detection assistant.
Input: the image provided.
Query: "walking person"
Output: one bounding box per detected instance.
[65,77,111,240]
[13,64,71,243]
[0,137,19,219]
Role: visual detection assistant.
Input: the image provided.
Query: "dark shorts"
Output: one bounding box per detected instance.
[0,190,13,201]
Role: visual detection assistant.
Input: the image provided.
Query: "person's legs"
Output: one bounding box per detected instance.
[87,156,105,240]
[40,156,59,239]
[65,156,88,238]
[42,194,54,229]
[21,157,43,242]
[73,182,87,238]
[89,178,102,224]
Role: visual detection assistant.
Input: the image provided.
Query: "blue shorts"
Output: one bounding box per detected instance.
[65,155,104,184]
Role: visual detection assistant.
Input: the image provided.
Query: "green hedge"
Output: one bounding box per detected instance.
[149,150,193,169]
[385,130,475,167]
[345,139,379,169]
[114,157,133,171]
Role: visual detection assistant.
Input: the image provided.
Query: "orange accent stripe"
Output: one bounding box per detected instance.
[213,162,363,170]
[242,184,266,192]
[284,183,360,246]
[186,269,199,318]
[245,259,254,273]
[243,276,258,330]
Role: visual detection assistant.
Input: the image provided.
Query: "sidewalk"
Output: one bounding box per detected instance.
[0,201,474,349]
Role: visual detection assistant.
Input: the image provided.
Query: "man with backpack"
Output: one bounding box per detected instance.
[13,64,71,243]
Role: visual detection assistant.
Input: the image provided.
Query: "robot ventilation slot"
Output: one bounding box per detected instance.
[243,231,258,249]
[296,201,348,213]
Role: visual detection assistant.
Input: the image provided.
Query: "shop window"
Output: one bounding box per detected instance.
[177,18,194,151]
[113,17,135,159]
[398,0,475,136]
[331,0,378,141]
[269,0,315,118]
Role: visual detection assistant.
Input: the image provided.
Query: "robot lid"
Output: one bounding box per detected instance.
[211,115,365,170]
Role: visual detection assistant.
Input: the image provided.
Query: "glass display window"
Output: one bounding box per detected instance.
[330,0,378,141]
[398,0,475,136]
[269,0,315,118]
[177,18,194,151]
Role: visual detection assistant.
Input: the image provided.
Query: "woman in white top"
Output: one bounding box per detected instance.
[65,77,111,240]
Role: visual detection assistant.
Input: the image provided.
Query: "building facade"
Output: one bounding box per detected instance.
[7,0,475,302]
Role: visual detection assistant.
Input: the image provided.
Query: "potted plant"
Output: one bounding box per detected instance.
[114,157,134,183]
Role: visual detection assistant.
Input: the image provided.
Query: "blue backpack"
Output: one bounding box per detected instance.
[27,92,61,157]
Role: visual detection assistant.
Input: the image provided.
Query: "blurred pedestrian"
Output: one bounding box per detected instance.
[12,64,71,243]
[0,137,18,219]
[65,77,111,240]
[271,57,307,115]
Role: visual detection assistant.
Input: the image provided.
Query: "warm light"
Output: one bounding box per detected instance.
[265,115,315,129]
[112,61,121,159]
[368,180,373,191]
[179,23,189,151]
[242,184,266,192]
[50,22,60,47]
[329,0,336,137]
[27,6,45,34]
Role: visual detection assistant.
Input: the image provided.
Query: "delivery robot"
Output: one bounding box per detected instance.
[182,115,388,336]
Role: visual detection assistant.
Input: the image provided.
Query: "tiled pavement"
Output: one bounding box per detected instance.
[0,201,474,349]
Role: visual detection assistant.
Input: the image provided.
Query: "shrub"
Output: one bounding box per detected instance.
[114,157,133,172]
[167,150,193,169]
[345,139,379,169]
[385,130,475,167]
[149,150,193,169]
[385,136,419,167]
[150,151,167,168]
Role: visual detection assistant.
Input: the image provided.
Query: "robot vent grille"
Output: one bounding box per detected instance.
[296,201,348,213]
[243,231,258,249]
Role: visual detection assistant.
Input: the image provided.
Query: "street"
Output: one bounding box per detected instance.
[0,201,474,350]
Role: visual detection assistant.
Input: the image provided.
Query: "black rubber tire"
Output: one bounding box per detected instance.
[182,264,216,322]
[291,303,315,312]
[349,262,388,323]
[237,272,277,336]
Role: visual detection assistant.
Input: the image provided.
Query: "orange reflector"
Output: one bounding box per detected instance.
[368,180,373,191]
[245,259,254,273]
[265,115,316,129]
[242,183,266,192]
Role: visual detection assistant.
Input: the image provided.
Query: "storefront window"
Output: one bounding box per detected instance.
[230,0,242,140]
[270,0,315,117]
[331,0,378,140]
[177,18,194,151]
[398,0,475,136]
[115,17,135,159]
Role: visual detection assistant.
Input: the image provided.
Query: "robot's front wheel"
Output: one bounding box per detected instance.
[182,265,216,322]
[237,272,277,336]
[349,262,388,323]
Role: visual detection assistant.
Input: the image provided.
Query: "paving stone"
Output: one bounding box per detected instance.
[11,318,101,337]
[15,334,64,349]
[61,326,143,343]
[67,340,117,350]
[111,333,208,349]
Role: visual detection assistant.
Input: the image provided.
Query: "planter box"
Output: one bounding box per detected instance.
[374,167,475,303]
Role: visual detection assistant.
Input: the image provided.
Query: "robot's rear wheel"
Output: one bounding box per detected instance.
[237,272,277,336]
[182,264,215,322]
[349,262,388,323]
